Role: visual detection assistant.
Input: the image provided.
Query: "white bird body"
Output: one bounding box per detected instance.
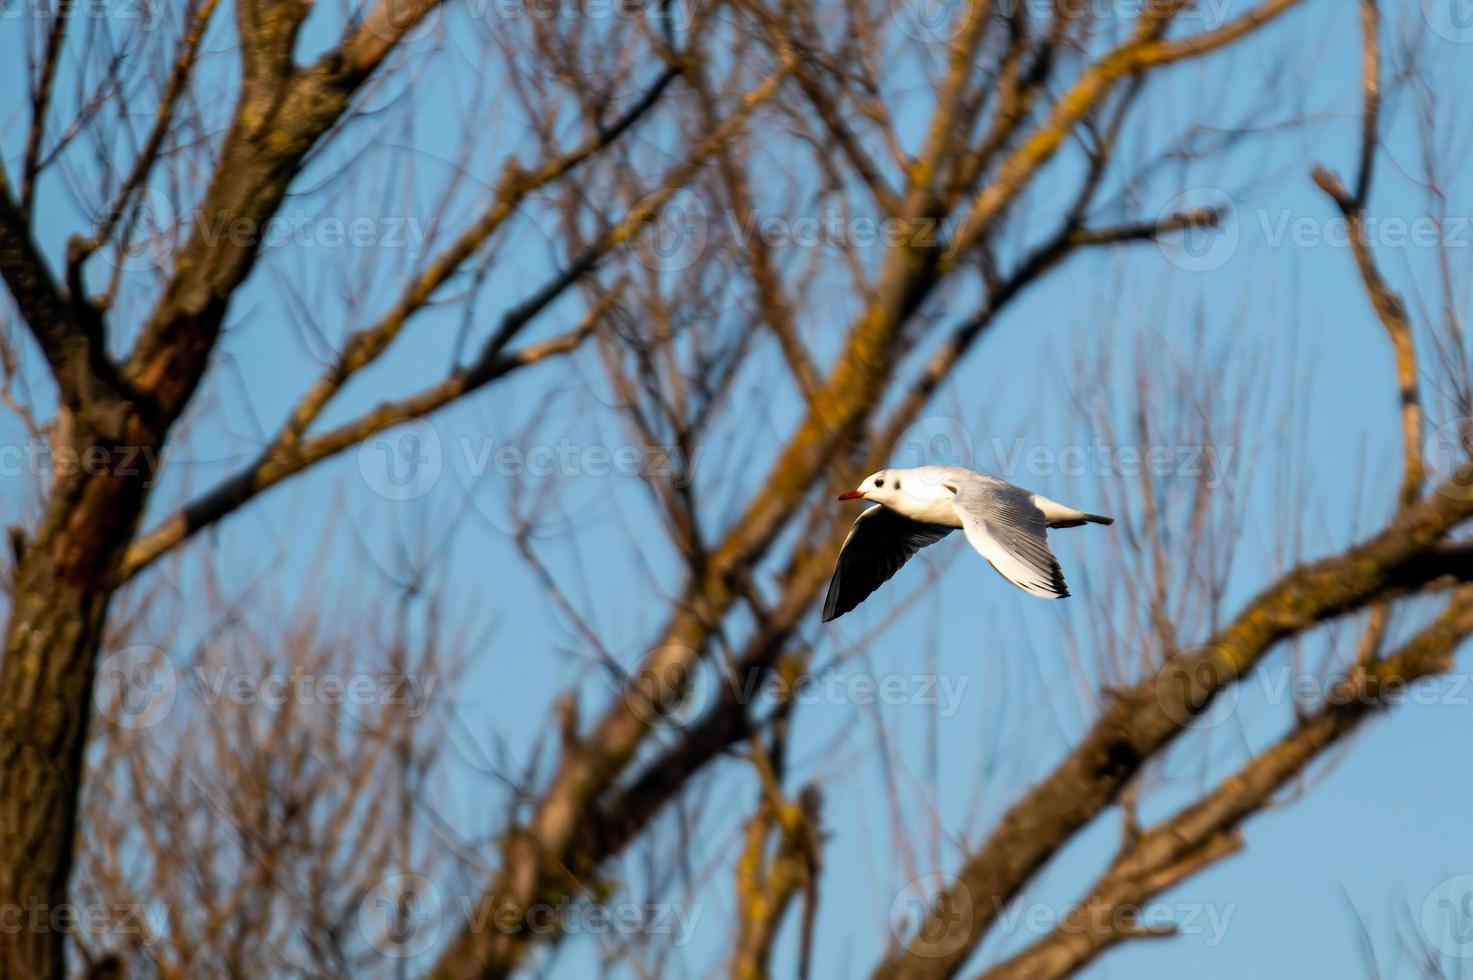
[824,465,1112,621]
[855,464,1095,528]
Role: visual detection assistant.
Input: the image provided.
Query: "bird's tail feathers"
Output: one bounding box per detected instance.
[1032,495,1115,528]
[1047,512,1114,528]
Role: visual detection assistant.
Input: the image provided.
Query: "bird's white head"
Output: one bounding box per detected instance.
[838,469,904,508]
[838,467,957,522]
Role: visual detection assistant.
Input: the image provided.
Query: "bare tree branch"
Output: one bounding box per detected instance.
[875,486,1473,978]
[1311,0,1422,507]
[981,586,1473,980]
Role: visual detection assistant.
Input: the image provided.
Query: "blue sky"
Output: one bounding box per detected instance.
[6,0,1473,975]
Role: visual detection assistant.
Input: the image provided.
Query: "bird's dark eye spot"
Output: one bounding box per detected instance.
[874,478,885,487]
[894,480,901,491]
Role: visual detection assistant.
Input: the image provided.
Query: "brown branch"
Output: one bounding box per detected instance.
[1070,206,1223,247]
[123,0,450,414]
[234,0,312,88]
[424,188,1228,976]
[950,0,1304,259]
[882,84,1151,414]
[731,717,822,980]
[909,0,995,204]
[426,63,803,979]
[873,486,1473,979]
[120,52,784,580]
[271,66,678,450]
[1308,0,1409,676]
[119,294,614,581]
[879,198,1213,450]
[336,0,445,79]
[1351,0,1380,209]
[732,783,822,980]
[0,325,43,438]
[67,0,223,280]
[946,10,1046,211]
[21,0,75,217]
[0,169,131,432]
[426,11,1313,979]
[1311,0,1422,507]
[747,0,902,216]
[981,586,1473,980]
[694,61,821,402]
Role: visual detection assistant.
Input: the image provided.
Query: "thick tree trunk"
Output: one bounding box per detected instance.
[0,55,376,976]
[0,5,436,973]
[0,419,154,978]
[0,585,115,976]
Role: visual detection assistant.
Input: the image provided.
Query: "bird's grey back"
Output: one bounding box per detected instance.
[908,465,1028,498]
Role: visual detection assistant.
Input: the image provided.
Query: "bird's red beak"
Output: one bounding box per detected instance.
[837,489,866,500]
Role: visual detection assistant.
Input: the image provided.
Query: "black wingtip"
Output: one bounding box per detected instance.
[821,580,843,622]
[1051,562,1070,598]
[822,603,852,622]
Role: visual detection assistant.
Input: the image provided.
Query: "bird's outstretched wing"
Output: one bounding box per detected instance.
[823,506,954,622]
[949,479,1069,599]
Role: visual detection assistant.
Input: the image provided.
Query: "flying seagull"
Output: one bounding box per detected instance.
[823,465,1113,622]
